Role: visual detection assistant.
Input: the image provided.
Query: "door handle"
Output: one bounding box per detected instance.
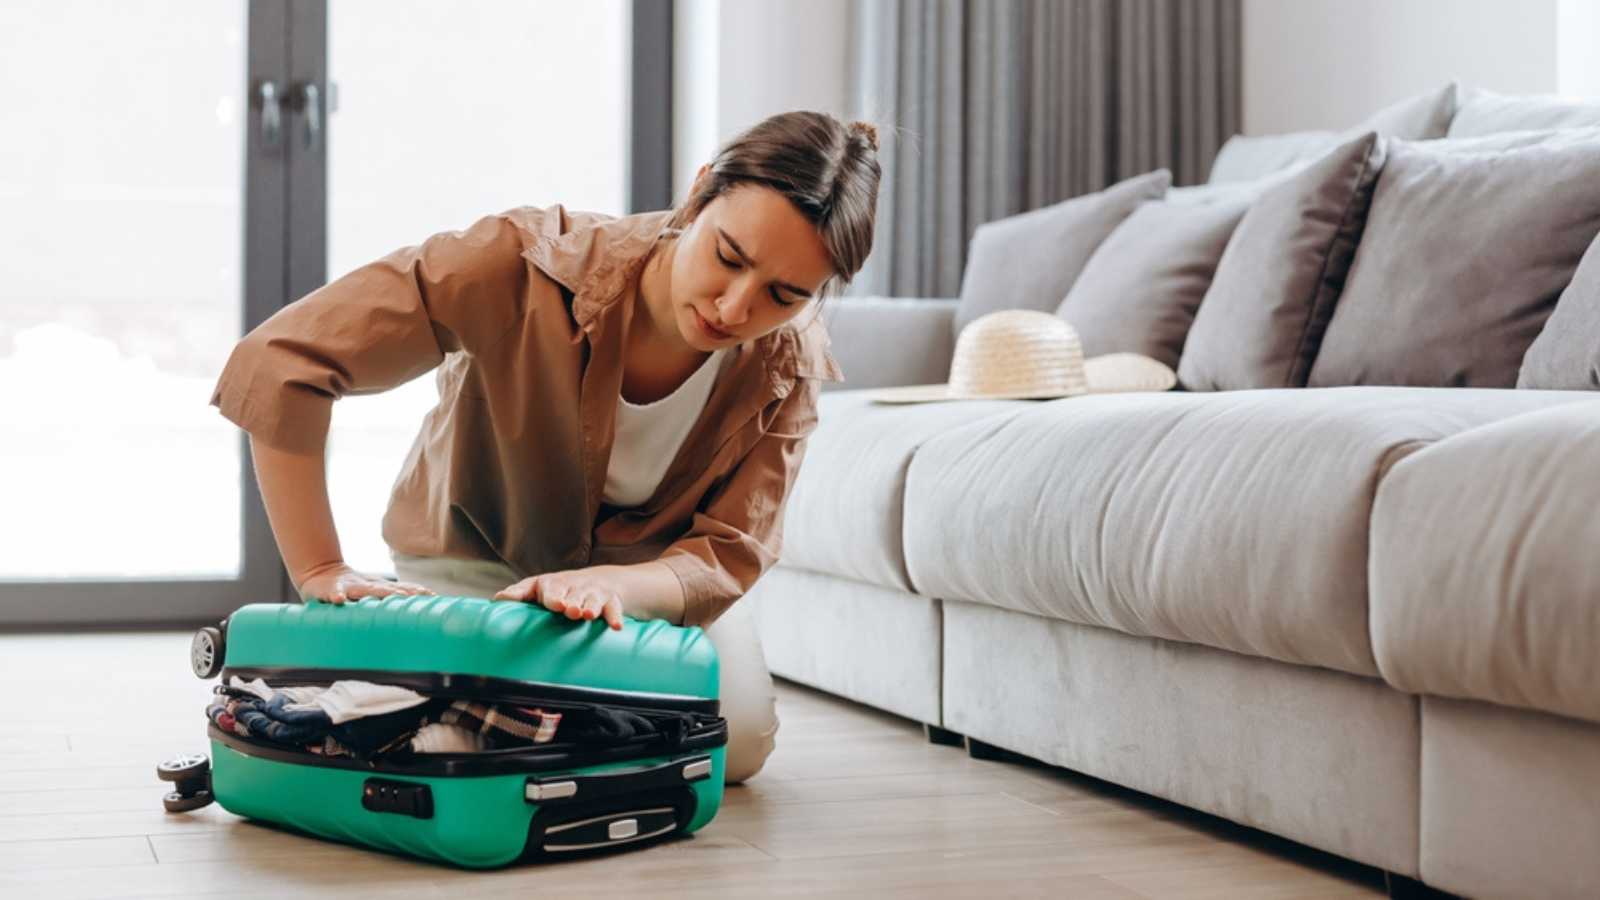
[255,80,281,150]
[296,82,322,153]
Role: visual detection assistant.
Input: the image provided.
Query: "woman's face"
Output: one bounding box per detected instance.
[669,184,835,351]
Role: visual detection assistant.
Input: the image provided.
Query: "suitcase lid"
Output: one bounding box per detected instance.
[220,596,719,704]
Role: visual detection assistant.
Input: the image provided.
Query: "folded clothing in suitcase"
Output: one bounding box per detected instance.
[194,594,728,868]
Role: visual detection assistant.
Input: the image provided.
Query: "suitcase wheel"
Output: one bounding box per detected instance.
[172,774,209,796]
[190,627,225,679]
[156,753,210,783]
[163,789,214,813]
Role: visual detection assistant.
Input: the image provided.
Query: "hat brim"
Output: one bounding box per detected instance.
[865,353,1177,404]
[866,384,1073,403]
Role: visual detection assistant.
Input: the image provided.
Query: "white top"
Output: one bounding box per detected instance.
[602,347,728,508]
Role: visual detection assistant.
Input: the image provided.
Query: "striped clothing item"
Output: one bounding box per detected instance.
[438,700,562,746]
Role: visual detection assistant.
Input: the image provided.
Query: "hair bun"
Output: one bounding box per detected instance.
[850,120,880,152]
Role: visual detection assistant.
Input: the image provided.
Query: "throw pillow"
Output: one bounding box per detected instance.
[1206,130,1339,185]
[1518,229,1600,390]
[1055,197,1250,369]
[953,169,1172,337]
[1177,131,1388,390]
[1308,135,1600,388]
[1167,166,1303,207]
[1360,80,1459,140]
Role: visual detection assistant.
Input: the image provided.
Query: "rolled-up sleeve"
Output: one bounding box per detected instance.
[657,376,822,629]
[209,211,530,454]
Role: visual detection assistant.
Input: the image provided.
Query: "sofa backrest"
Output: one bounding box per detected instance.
[1211,82,1600,185]
[1447,85,1600,138]
[1206,82,1458,184]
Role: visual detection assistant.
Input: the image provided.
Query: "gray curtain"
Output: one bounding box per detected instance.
[848,0,1242,299]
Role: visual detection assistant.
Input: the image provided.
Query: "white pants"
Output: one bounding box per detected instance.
[388,549,779,784]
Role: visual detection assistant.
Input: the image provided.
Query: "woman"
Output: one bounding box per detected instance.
[209,111,882,783]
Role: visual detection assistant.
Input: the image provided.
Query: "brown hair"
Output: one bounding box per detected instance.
[666,111,883,305]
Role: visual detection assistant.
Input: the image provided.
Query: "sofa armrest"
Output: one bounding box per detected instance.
[819,296,957,391]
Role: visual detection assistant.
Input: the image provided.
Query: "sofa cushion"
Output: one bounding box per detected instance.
[953,170,1171,338]
[1446,85,1600,138]
[1370,401,1600,724]
[818,297,958,393]
[779,389,1028,593]
[1308,134,1600,388]
[901,387,1593,677]
[1518,229,1600,390]
[1178,132,1387,390]
[1418,697,1600,899]
[1054,197,1250,369]
[942,599,1423,875]
[1206,82,1457,184]
[746,565,943,726]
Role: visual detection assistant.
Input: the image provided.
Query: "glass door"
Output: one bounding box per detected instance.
[319,0,632,575]
[0,1,289,625]
[0,1,670,625]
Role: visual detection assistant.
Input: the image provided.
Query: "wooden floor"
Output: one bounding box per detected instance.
[0,630,1391,899]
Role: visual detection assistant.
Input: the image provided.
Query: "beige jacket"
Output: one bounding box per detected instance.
[209,204,845,627]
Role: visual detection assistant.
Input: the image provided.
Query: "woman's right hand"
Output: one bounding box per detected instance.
[295,561,436,605]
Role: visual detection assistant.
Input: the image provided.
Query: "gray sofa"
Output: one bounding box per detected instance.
[745,86,1600,900]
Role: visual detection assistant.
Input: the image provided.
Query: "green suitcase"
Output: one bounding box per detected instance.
[178,594,727,868]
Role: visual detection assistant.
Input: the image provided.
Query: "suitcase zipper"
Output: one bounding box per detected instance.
[213,681,721,749]
[209,674,727,773]
[221,666,720,717]
[207,720,727,777]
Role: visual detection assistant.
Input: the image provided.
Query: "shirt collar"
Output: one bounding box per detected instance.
[519,204,843,383]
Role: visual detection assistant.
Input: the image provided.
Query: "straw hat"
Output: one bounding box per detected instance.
[866,309,1177,403]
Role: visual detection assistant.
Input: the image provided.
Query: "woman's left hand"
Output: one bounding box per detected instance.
[492,568,625,631]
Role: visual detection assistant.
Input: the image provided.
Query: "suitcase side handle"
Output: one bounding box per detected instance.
[524,754,714,806]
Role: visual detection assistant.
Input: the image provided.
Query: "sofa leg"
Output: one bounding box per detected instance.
[923,723,963,746]
[963,735,1036,765]
[1384,872,1456,899]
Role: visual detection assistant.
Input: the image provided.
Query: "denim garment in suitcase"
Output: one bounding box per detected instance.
[197,595,727,868]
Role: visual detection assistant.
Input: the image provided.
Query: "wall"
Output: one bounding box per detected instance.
[680,2,1600,167]
[1241,0,1599,134]
[672,0,720,201]
[1557,0,1600,108]
[671,0,852,200]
